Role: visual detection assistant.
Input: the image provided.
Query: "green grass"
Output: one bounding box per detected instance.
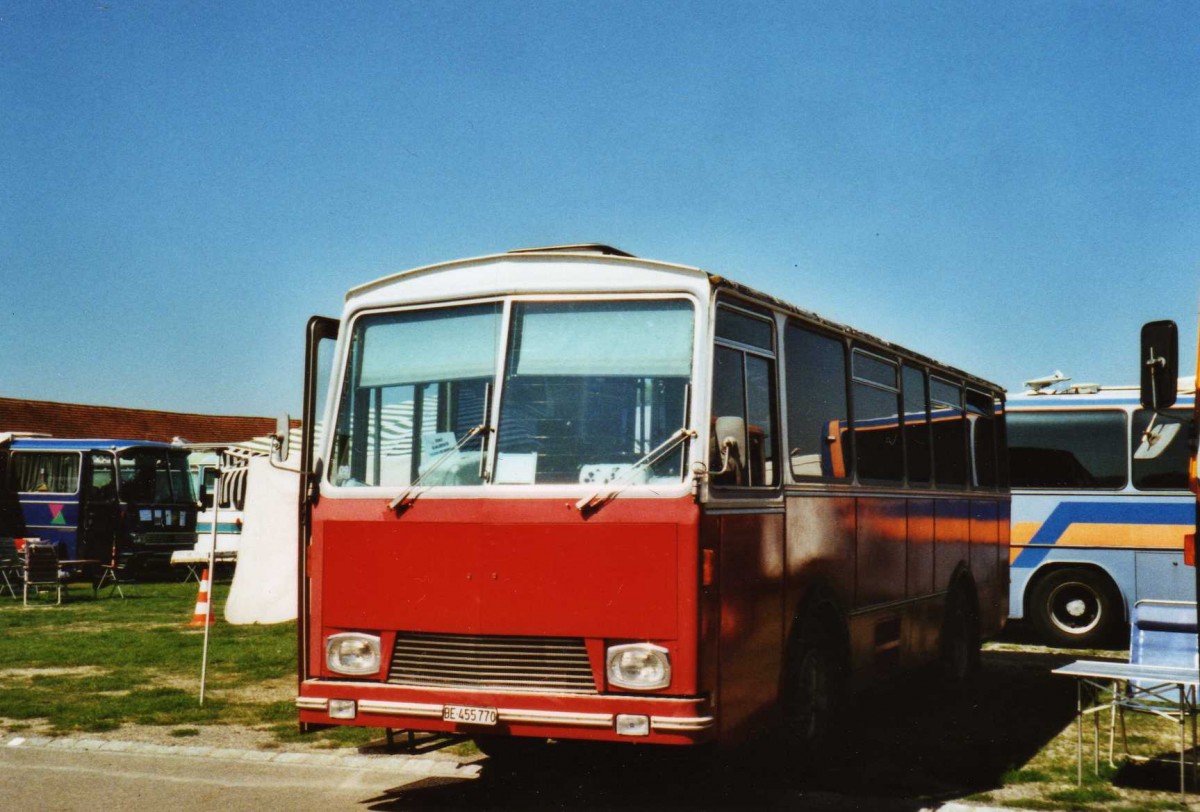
[0,581,367,746]
[978,640,1199,812]
[1002,767,1055,785]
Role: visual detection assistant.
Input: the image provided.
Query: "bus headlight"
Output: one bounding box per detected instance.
[606,643,671,690]
[325,633,381,676]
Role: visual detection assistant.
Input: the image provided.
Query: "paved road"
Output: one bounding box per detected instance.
[2,735,1013,811]
[1,737,474,811]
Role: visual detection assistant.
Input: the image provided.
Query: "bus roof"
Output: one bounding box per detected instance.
[1009,382,1196,409]
[344,245,1005,395]
[2,437,183,453]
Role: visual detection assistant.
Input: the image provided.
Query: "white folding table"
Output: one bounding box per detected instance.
[1053,659,1199,799]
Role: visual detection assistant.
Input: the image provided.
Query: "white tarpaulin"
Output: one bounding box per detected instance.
[224,454,299,624]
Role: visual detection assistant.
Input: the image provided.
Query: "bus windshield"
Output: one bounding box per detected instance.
[330,299,695,488]
[117,448,195,504]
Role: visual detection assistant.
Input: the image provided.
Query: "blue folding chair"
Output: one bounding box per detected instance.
[1110,599,1199,791]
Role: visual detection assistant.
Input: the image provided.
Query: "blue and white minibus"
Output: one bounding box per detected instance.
[0,435,199,572]
[188,447,248,555]
[1007,380,1196,646]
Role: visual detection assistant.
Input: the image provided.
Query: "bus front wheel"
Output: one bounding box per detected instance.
[783,613,846,756]
[1029,567,1121,648]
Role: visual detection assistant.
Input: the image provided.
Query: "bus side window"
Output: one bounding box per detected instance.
[995,399,1010,489]
[903,365,931,485]
[1007,411,1127,489]
[967,390,998,489]
[87,453,116,502]
[785,323,850,481]
[930,379,967,488]
[9,451,81,494]
[710,307,779,488]
[1131,408,1192,490]
[852,350,903,484]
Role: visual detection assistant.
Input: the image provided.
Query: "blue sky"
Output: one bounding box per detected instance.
[2,1,1197,416]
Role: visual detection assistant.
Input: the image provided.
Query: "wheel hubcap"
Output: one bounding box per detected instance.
[1047,581,1102,635]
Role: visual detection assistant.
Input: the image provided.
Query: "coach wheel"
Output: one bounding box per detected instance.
[1029,567,1120,648]
[939,584,981,685]
[783,614,845,755]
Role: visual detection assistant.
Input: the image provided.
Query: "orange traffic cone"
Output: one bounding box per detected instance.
[189,568,217,626]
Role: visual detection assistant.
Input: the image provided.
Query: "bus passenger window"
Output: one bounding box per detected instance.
[9,452,81,494]
[930,379,967,488]
[852,350,903,483]
[785,324,850,480]
[711,307,778,488]
[1007,411,1127,489]
[903,366,931,485]
[967,390,998,489]
[1131,409,1192,490]
[716,308,773,351]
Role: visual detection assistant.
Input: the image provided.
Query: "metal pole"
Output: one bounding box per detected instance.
[1181,685,1187,800]
[1077,680,1084,785]
[199,462,221,705]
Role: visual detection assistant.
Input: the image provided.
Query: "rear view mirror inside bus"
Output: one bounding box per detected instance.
[1140,320,1179,411]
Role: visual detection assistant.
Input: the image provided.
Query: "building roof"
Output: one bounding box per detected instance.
[0,397,282,445]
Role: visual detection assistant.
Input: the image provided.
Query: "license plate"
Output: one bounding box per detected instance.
[442,704,498,726]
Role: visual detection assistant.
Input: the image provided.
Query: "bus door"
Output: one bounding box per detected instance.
[80,452,119,562]
[706,304,785,740]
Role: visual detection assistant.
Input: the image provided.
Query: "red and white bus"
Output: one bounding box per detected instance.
[289,244,1009,755]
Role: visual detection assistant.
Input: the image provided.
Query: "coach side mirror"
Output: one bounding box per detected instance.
[1140,320,1179,411]
[712,416,747,476]
[273,413,292,463]
[1134,420,1182,461]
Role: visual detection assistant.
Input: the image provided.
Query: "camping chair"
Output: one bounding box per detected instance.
[0,537,20,599]
[95,545,130,599]
[22,540,67,607]
[1109,599,1199,786]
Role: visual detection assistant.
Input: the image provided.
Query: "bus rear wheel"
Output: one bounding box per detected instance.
[940,585,980,685]
[1029,567,1120,648]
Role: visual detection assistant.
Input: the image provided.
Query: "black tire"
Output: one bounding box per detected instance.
[940,584,981,685]
[1028,567,1121,648]
[472,734,551,765]
[783,613,846,756]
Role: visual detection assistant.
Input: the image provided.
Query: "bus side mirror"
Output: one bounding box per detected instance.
[1134,421,1182,460]
[1140,320,1179,411]
[273,413,292,463]
[714,416,747,475]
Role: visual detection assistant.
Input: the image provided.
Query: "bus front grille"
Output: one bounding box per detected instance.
[387,632,597,694]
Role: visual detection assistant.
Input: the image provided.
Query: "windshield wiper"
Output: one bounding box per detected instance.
[388,423,489,511]
[575,427,697,514]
